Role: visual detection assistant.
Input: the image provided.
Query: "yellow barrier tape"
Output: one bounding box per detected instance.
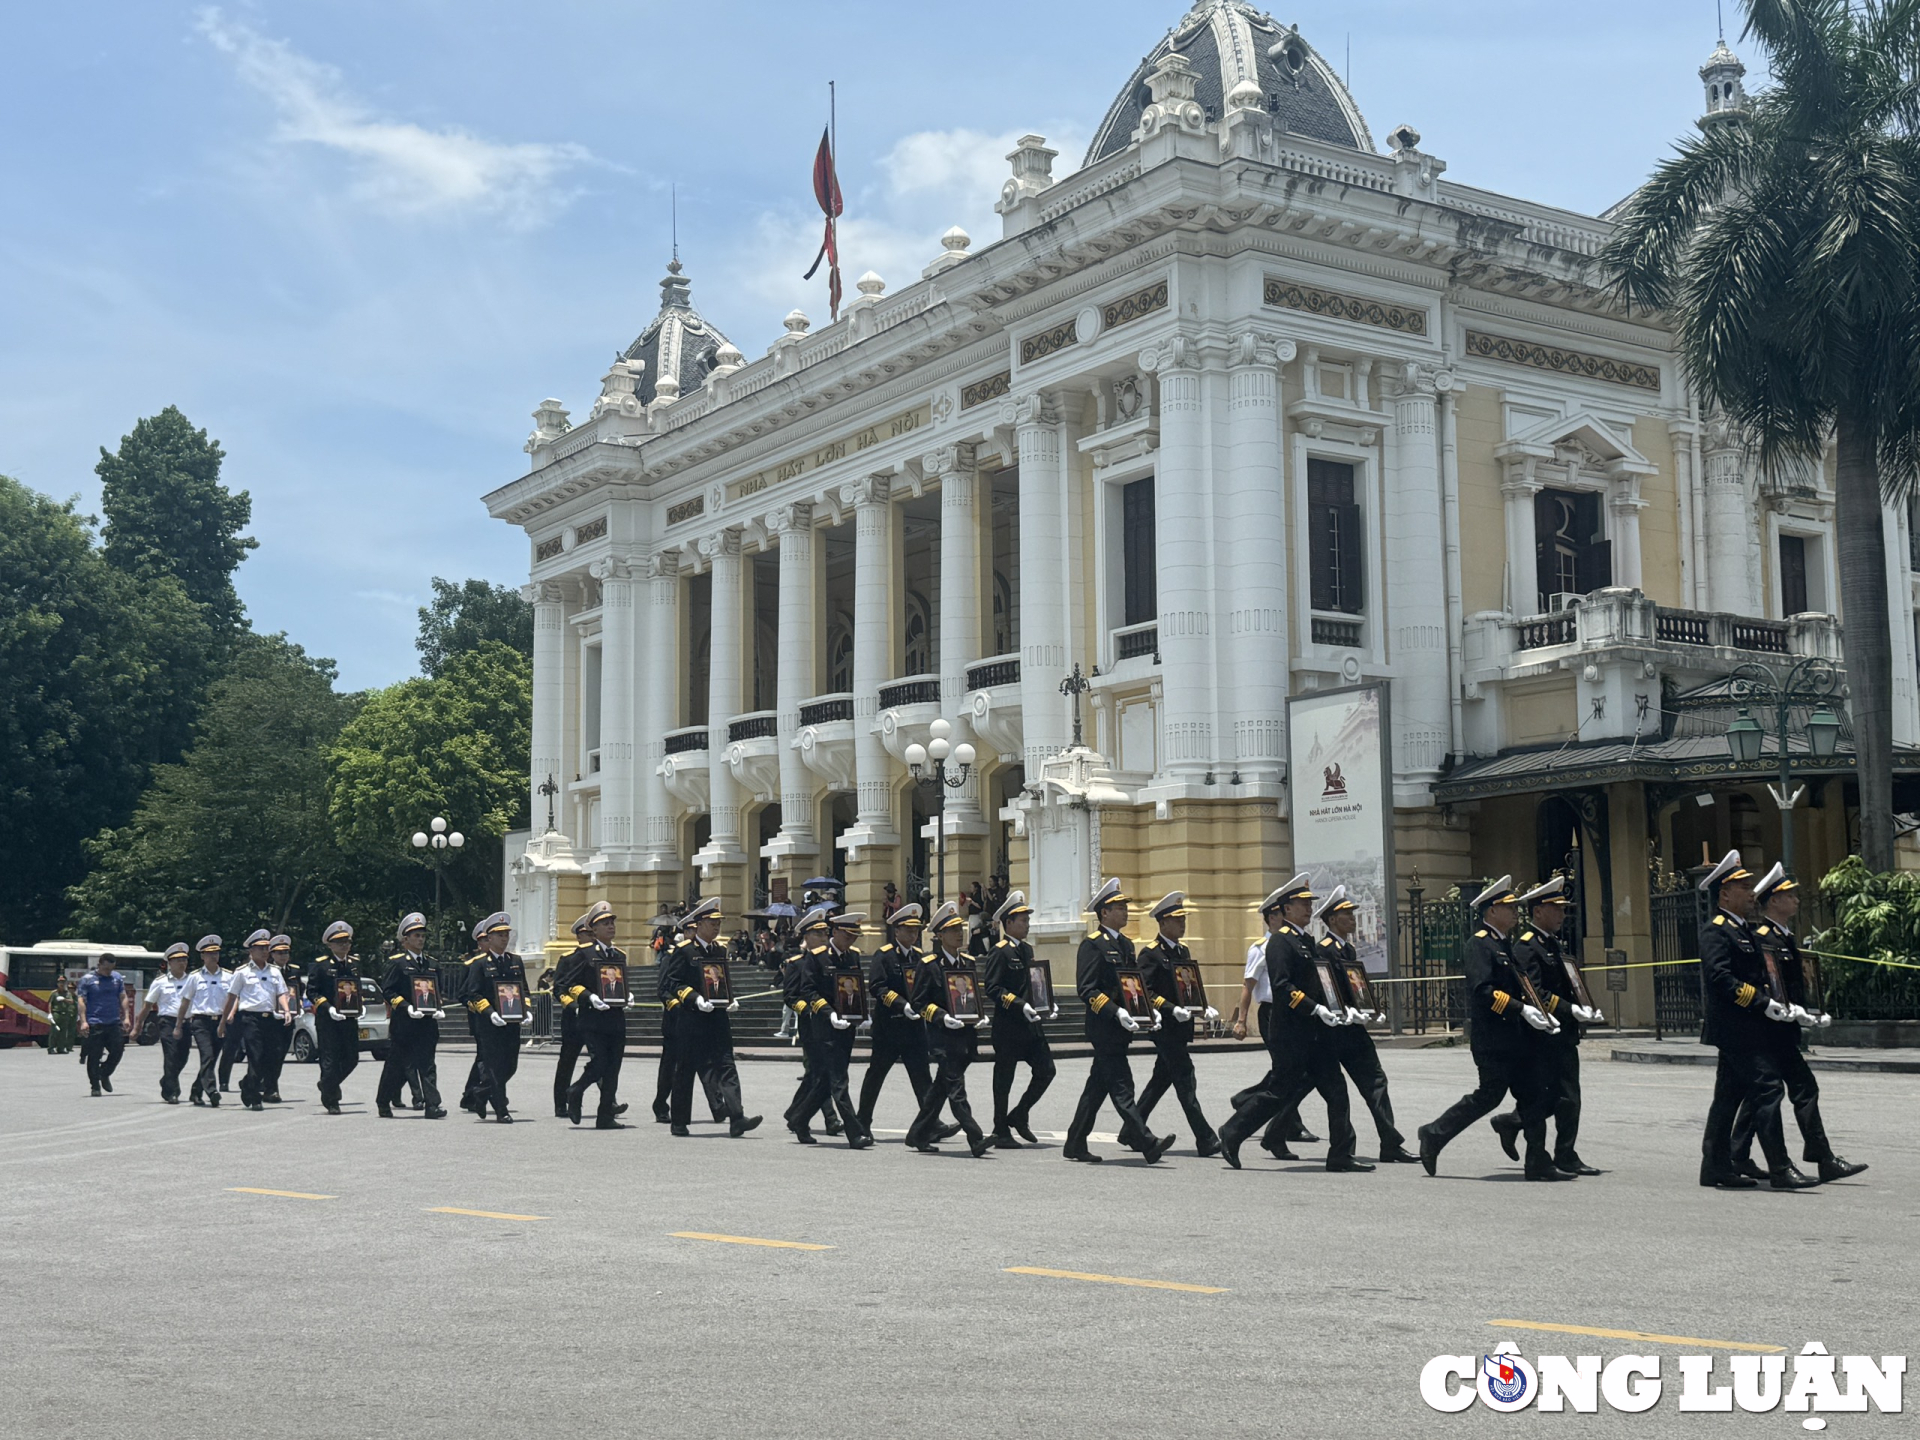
[0,989,52,1024]
[1807,948,1920,973]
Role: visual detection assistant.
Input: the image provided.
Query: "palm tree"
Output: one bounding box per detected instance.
[1601,0,1920,871]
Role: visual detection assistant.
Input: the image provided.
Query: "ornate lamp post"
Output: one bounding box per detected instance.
[904,718,976,908]
[1723,657,1844,879]
[410,816,466,956]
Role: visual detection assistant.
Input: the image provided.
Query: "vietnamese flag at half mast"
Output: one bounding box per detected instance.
[802,125,844,321]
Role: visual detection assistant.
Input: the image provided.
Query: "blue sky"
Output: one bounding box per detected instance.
[0,1,1744,690]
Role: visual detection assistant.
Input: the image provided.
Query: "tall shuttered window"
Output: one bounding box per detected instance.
[1533,488,1611,613]
[1779,534,1810,616]
[1121,477,1157,627]
[1307,458,1363,615]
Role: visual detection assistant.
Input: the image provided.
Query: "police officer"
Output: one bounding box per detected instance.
[983,890,1057,1148]
[1491,878,1601,1174]
[306,921,363,1115]
[130,944,193,1103]
[462,912,531,1122]
[1065,879,1175,1164]
[1732,864,1866,1185]
[220,930,292,1111]
[1311,887,1416,1163]
[1134,892,1220,1157]
[175,936,231,1107]
[556,900,630,1129]
[1414,878,1566,1180]
[1219,877,1367,1172]
[556,913,592,1119]
[785,909,872,1148]
[659,897,761,1138]
[855,904,937,1134]
[904,902,992,1157]
[377,913,447,1120]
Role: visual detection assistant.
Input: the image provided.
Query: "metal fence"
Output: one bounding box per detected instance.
[1396,886,1468,1035]
[1649,889,1702,1039]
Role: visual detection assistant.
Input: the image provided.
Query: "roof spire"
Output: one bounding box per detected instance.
[671,182,678,265]
[1699,24,1749,132]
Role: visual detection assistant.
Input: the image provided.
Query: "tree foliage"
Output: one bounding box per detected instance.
[1812,854,1920,1013]
[416,577,532,678]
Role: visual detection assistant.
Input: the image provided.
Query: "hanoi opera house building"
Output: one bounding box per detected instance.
[484,1,1920,1014]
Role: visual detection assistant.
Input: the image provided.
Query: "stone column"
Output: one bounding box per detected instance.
[1501,460,1542,616]
[634,553,682,912]
[1140,340,1215,781]
[930,442,987,888]
[764,503,819,876]
[1608,476,1647,591]
[1701,409,1757,614]
[695,529,751,913]
[588,557,636,863]
[839,476,900,914]
[1384,364,1452,792]
[522,581,568,833]
[1015,395,1070,774]
[1217,333,1294,785]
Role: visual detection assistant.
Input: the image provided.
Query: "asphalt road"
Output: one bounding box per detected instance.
[6,1037,1913,1438]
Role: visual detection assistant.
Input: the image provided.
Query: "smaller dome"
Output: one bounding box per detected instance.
[622,258,735,406]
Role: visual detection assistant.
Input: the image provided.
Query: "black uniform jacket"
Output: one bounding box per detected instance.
[1136,935,1192,1046]
[555,941,628,1036]
[306,955,360,1020]
[660,935,730,1033]
[983,938,1044,1048]
[1076,929,1137,1056]
[1512,927,1582,1044]
[1264,922,1333,1046]
[461,949,530,1018]
[381,950,440,1032]
[795,941,861,1040]
[868,942,921,1035]
[1699,909,1773,1051]
[910,945,979,1058]
[1749,919,1813,1051]
[1462,927,1538,1056]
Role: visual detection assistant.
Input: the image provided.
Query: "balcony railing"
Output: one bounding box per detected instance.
[663,727,709,756]
[877,676,940,709]
[726,712,778,742]
[1516,613,1576,650]
[797,694,854,726]
[1311,616,1363,648]
[1113,621,1160,662]
[1512,596,1807,656]
[965,655,1021,691]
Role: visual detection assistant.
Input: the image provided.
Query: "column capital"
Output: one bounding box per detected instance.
[841,474,891,509]
[646,550,679,581]
[587,555,632,583]
[699,527,742,561]
[920,441,978,479]
[1136,336,1195,375]
[520,580,567,606]
[1012,392,1060,428]
[766,501,814,536]
[1228,330,1297,369]
[1383,360,1455,401]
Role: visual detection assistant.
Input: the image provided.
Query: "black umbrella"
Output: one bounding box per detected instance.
[801,877,844,891]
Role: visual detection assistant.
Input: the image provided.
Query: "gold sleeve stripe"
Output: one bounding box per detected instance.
[1545,994,1560,1013]
[1002,992,1021,1007]
[882,990,899,1005]
[1089,994,1109,1013]
[473,999,491,1012]
[1491,990,1510,1015]
[1152,995,1167,1009]
[1735,982,1756,1007]
[1288,990,1307,1009]
[922,1004,940,1022]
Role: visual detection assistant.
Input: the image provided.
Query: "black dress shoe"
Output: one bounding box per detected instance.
[823,1118,844,1137]
[164,1095,180,1105]
[1011,1117,1039,1145]
[1378,1147,1421,1164]
[1770,1165,1820,1190]
[247,1100,264,1111]
[190,1093,205,1107]
[1196,1136,1221,1159]
[934,1122,963,1141]
[990,1130,1021,1149]
[789,1126,818,1145]
[496,1112,514,1124]
[968,1132,993,1158]
[848,1134,875,1151]
[1327,1157,1375,1172]
[1733,1158,1769,1182]
[568,1095,583,1126]
[613,1103,629,1116]
[1818,1156,1868,1182]
[908,1139,939,1153]
[595,1118,626,1130]
[1556,1156,1601,1176]
[1491,1113,1521,1163]
[324,1104,341,1116]
[208,1093,220,1107]
[730,1115,762,1138]
[1700,1165,1758,1188]
[424,1108,446,1120]
[263,1091,279,1104]
[101,1077,113,1093]
[652,1107,671,1124]
[1525,1165,1576,1181]
[1285,1123,1317,1143]
[1062,1144,1103,1163]
[554,1106,569,1119]
[90,1084,101,1097]
[1417,1123,1440,1177]
[378,1103,394,1118]
[670,1123,692,1136]
[1144,1134,1176,1164]
[1261,1138,1299,1161]
[1220,1135,1243,1170]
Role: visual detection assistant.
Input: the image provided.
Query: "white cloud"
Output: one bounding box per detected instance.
[197,8,591,222]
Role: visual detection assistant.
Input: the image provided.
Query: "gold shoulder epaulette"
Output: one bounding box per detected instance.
[1473,929,1488,938]
[1755,924,1772,936]
[1712,915,1725,926]
[1521,931,1535,942]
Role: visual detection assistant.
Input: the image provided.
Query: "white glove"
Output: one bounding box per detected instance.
[1764,999,1791,1022]
[406,1005,425,1020]
[432,1009,447,1021]
[1520,1005,1553,1032]
[828,1012,852,1031]
[1022,1003,1041,1022]
[1203,1006,1219,1022]
[588,994,610,1011]
[1116,1009,1139,1033]
[727,999,741,1013]
[1344,1007,1365,1026]
[489,1011,508,1027]
[1048,1005,1059,1021]
[1788,1004,1816,1027]
[330,1008,353,1022]
[1816,1011,1832,1029]
[1312,1004,1343,1026]
[1170,1005,1191,1023]
[857,1019,872,1035]
[942,1013,964,1030]
[693,994,715,1013]
[899,1000,917,1018]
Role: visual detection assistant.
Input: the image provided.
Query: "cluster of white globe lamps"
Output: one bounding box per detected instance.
[902,717,976,779]
[410,816,466,852]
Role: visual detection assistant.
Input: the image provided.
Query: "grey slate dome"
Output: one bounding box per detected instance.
[1084,1,1373,167]
[623,259,733,406]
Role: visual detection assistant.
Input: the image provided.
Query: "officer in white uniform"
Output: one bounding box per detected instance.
[175,936,231,1106]
[220,930,292,1111]
[131,944,193,1103]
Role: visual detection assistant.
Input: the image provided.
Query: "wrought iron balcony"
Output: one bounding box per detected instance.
[1311,616,1364,648]
[877,676,941,709]
[965,655,1021,691]
[662,727,709,755]
[726,713,779,742]
[797,694,854,726]
[1112,621,1159,662]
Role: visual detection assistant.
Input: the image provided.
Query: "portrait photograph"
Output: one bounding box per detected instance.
[494,982,525,1021]
[597,964,628,1003]
[700,962,732,1004]
[1116,969,1151,1018]
[944,970,980,1022]
[1027,959,1054,1012]
[411,976,439,1009]
[333,979,362,1015]
[833,971,867,1019]
[1173,961,1207,1010]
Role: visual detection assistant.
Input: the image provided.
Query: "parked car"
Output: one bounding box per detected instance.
[290,976,389,1063]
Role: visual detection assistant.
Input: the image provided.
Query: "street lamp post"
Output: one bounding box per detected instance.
[904,719,976,909]
[1723,658,1844,879]
[410,816,466,956]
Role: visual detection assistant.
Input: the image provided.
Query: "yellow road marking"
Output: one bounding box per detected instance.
[1490,1320,1782,1353]
[1006,1266,1226,1294]
[671,1231,832,1251]
[228,1187,335,1201]
[427,1207,548,1221]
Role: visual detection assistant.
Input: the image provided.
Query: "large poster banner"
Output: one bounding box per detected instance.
[1287,684,1395,976]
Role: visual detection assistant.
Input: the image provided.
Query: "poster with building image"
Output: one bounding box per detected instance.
[1287,684,1395,976]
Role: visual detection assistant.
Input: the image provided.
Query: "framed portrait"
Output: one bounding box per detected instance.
[332,979,363,1018]
[832,969,868,1020]
[1312,959,1347,1011]
[597,964,628,1005]
[1026,959,1054,1013]
[944,969,981,1024]
[1172,962,1207,1011]
[410,975,439,1010]
[1762,952,1793,1007]
[1560,957,1598,1011]
[699,961,732,1005]
[1799,952,1823,1012]
[1341,964,1376,1012]
[494,982,526,1022]
[1116,968,1152,1021]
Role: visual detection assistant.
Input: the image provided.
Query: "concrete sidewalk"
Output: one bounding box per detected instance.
[1611,1040,1920,1073]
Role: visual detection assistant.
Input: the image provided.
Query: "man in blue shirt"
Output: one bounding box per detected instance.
[76,954,132,1096]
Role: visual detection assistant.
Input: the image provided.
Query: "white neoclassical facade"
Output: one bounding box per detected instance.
[487,5,1920,1009]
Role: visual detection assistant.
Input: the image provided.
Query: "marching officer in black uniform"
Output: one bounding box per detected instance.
[554,900,630,1129]
[555,913,591,1119]
[307,920,363,1115]
[784,909,872,1148]
[855,904,937,1133]
[1731,864,1867,1185]
[1490,878,1600,1174]
[377,912,446,1119]
[659,897,761,1138]
[1065,879,1175,1164]
[1415,877,1568,1181]
[263,934,300,1102]
[458,919,492,1114]
[461,911,531,1122]
[1228,887,1320,1160]
[780,906,842,1139]
[1310,886,1416,1164]
[984,890,1057,1148]
[1134,892,1220,1157]
[904,902,992,1157]
[1219,876,1366,1172]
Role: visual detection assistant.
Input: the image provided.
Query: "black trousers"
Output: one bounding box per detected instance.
[786,1031,863,1136]
[158,1021,194,1100]
[1066,1049,1155,1152]
[672,1020,745,1126]
[462,1011,488,1109]
[1324,1026,1403,1152]
[857,1024,932,1125]
[1232,1003,1317,1144]
[554,1008,584,1114]
[473,1022,523,1117]
[235,1012,280,1105]
[377,1018,440,1111]
[1424,1045,1552,1169]
[1223,1036,1357,1166]
[1511,1039,1583,1161]
[82,1023,126,1088]
[186,1016,224,1099]
[907,1046,982,1145]
[1704,1046,1788,1174]
[990,1030,1056,1133]
[218,1021,242,1089]
[570,1027,625,1120]
[315,1014,360,1106]
[1733,1043,1833,1167]
[1136,1033,1216,1146]
[266,1013,293,1095]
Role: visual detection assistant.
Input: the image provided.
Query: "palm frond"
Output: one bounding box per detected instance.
[1597,123,1758,313]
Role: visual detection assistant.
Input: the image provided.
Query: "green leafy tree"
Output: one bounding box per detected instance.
[1600,0,1920,869]
[0,476,213,942]
[1812,855,1920,1014]
[416,577,532,677]
[97,406,256,640]
[66,634,353,948]
[327,641,532,916]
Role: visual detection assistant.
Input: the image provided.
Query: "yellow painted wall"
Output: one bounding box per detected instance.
[1631,417,1683,607]
[1453,385,1508,615]
[1507,677,1576,746]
